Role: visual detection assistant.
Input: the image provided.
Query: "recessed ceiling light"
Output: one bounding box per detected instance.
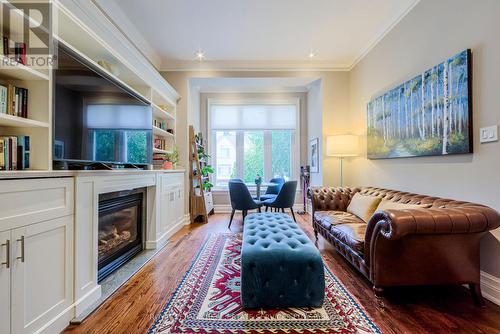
[308,51,316,59]
[195,49,205,61]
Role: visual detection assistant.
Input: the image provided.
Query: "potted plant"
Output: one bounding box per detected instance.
[164,147,179,170]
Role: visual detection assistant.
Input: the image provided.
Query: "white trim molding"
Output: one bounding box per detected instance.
[481,271,500,306]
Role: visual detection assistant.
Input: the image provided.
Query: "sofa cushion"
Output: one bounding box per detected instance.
[331,223,366,254]
[314,211,365,232]
[347,193,381,222]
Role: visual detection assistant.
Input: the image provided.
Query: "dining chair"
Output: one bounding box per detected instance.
[228,180,262,228]
[263,181,298,222]
[256,177,285,201]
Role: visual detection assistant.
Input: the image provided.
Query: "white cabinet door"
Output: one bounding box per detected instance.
[11,216,73,334]
[0,231,10,334]
[176,185,185,223]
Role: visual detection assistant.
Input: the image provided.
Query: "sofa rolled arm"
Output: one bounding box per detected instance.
[309,186,360,213]
[367,205,500,241]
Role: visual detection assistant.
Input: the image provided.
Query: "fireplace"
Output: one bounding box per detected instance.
[98,188,145,282]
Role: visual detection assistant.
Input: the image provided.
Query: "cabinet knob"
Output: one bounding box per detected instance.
[1,240,10,269]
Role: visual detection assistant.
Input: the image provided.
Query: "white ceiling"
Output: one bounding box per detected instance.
[96,0,419,71]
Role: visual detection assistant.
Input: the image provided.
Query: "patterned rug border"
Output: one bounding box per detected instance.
[149,232,381,334]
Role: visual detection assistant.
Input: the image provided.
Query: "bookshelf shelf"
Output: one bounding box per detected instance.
[152,103,175,120]
[0,57,50,81]
[153,148,172,154]
[153,126,174,138]
[0,113,50,128]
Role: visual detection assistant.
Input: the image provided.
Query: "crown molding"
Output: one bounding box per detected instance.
[347,0,421,71]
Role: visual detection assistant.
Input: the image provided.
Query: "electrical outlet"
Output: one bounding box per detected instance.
[480,125,498,143]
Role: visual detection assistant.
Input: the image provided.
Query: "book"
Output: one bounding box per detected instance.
[3,37,8,56]
[15,42,26,65]
[14,87,20,116]
[16,135,25,170]
[0,85,7,114]
[22,88,28,118]
[10,136,17,170]
[0,138,4,170]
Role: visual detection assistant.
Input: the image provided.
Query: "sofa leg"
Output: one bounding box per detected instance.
[469,283,486,308]
[373,286,385,309]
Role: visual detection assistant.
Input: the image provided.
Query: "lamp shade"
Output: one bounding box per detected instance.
[326,135,359,157]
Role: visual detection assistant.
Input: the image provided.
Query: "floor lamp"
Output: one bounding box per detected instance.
[326,135,359,187]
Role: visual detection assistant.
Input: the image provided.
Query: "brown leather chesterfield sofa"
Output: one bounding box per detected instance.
[310,186,500,306]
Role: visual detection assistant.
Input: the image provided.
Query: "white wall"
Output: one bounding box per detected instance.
[347,0,500,278]
[307,79,323,186]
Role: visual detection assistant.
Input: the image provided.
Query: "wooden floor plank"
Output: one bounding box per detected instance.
[63,213,500,334]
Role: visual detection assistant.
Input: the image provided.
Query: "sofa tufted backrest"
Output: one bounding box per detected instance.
[309,187,361,212]
[358,187,488,209]
[310,186,490,213]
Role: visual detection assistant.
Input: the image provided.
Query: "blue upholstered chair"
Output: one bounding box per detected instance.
[263,181,298,222]
[255,177,285,201]
[228,180,262,228]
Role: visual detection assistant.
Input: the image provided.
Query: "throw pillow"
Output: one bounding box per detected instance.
[347,193,382,223]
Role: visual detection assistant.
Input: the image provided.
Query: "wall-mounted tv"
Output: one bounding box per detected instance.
[53,44,152,169]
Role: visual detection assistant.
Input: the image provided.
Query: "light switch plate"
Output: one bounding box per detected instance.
[480,125,498,143]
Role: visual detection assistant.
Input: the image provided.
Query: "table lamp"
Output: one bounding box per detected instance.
[326,135,359,187]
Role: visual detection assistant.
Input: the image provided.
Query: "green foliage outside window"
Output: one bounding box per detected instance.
[243,132,264,183]
[127,131,148,163]
[95,130,115,162]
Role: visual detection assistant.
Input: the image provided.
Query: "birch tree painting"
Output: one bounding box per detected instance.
[367,49,472,159]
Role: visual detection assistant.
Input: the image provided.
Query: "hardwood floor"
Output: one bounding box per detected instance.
[63,213,500,334]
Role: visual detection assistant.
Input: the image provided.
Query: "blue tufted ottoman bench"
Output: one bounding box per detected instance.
[241,212,325,309]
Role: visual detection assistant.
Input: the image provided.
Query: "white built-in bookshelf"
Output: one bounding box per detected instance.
[0,1,178,174]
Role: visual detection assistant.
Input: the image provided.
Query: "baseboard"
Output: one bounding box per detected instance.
[146,217,187,249]
[213,204,304,214]
[73,285,102,318]
[39,303,75,334]
[481,270,500,306]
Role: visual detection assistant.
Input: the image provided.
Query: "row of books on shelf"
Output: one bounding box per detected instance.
[153,119,168,130]
[2,35,27,65]
[154,137,168,150]
[0,84,28,117]
[0,136,30,170]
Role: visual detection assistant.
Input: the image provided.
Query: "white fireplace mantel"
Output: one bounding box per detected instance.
[73,170,186,317]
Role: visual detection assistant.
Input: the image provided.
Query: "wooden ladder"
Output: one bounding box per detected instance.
[188,126,208,223]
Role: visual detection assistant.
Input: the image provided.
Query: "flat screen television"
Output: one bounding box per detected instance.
[53,45,152,169]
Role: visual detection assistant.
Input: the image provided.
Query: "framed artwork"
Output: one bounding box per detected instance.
[367,49,472,159]
[309,138,319,173]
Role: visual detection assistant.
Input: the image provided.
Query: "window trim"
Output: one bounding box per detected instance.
[207,98,301,188]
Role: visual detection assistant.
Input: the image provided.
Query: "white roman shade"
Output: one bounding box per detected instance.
[210,104,297,130]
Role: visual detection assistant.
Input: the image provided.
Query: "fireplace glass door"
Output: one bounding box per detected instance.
[98,191,144,281]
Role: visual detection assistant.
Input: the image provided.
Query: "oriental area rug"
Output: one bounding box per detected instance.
[149,233,380,334]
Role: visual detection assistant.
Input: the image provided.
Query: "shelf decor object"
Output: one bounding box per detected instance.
[367,49,472,159]
[189,126,215,223]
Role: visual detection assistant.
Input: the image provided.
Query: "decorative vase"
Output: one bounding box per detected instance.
[163,161,173,170]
